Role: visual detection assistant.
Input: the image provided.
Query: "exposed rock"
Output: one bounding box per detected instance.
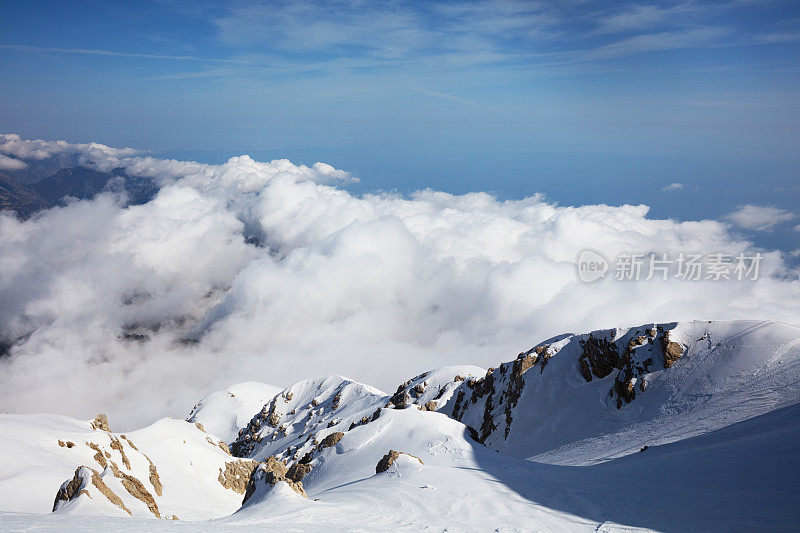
[286,462,312,482]
[148,464,163,496]
[331,389,343,409]
[121,435,139,451]
[579,358,593,382]
[661,331,684,368]
[578,335,620,379]
[116,470,160,518]
[318,431,344,449]
[218,459,258,495]
[205,436,231,455]
[389,389,412,409]
[86,442,108,468]
[89,468,130,515]
[375,450,423,474]
[194,422,205,432]
[500,351,540,438]
[109,436,131,469]
[53,467,91,511]
[242,456,307,503]
[614,375,636,408]
[422,400,438,411]
[54,466,134,516]
[90,414,110,432]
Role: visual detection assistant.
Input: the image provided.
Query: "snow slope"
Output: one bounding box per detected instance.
[0,413,252,519]
[445,320,800,464]
[186,382,283,443]
[0,319,798,531]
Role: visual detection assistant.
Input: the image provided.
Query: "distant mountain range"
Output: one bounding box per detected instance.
[0,166,158,218]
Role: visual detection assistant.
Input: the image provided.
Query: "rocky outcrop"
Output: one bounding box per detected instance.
[116,469,160,518]
[445,323,688,448]
[109,436,131,469]
[90,414,110,432]
[86,441,109,468]
[661,329,684,368]
[52,467,92,512]
[242,456,308,503]
[53,466,133,516]
[318,431,344,449]
[348,408,382,430]
[286,462,312,482]
[375,450,424,474]
[218,459,259,495]
[89,468,131,515]
[148,464,163,497]
[578,335,621,380]
[449,347,551,442]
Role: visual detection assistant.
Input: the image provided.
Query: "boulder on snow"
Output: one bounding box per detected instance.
[375,450,424,474]
[318,431,344,449]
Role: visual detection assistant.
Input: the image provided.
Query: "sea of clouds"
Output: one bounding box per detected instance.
[1,133,799,429]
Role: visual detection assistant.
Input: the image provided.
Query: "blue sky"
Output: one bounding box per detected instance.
[1,0,799,245]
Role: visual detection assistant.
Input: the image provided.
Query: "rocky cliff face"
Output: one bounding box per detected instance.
[443,323,686,448]
[0,166,158,220]
[0,175,49,219]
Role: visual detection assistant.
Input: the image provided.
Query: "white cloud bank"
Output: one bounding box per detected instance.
[0,153,27,170]
[1,134,799,429]
[725,204,795,232]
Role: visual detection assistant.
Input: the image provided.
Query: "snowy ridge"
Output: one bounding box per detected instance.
[443,320,800,464]
[0,414,250,519]
[187,382,283,443]
[0,319,798,530]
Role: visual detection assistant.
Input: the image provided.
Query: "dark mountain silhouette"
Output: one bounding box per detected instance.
[0,174,49,218]
[0,166,158,219]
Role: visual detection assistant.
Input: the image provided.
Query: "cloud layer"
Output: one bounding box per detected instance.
[1,134,799,429]
[725,204,795,232]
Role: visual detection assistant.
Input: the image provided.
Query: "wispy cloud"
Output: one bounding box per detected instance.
[662,182,684,192]
[725,204,796,232]
[595,2,701,34]
[0,44,248,64]
[413,89,476,105]
[5,1,790,81]
[583,27,731,60]
[752,32,800,44]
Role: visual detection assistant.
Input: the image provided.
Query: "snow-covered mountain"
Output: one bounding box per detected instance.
[0,319,798,531]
